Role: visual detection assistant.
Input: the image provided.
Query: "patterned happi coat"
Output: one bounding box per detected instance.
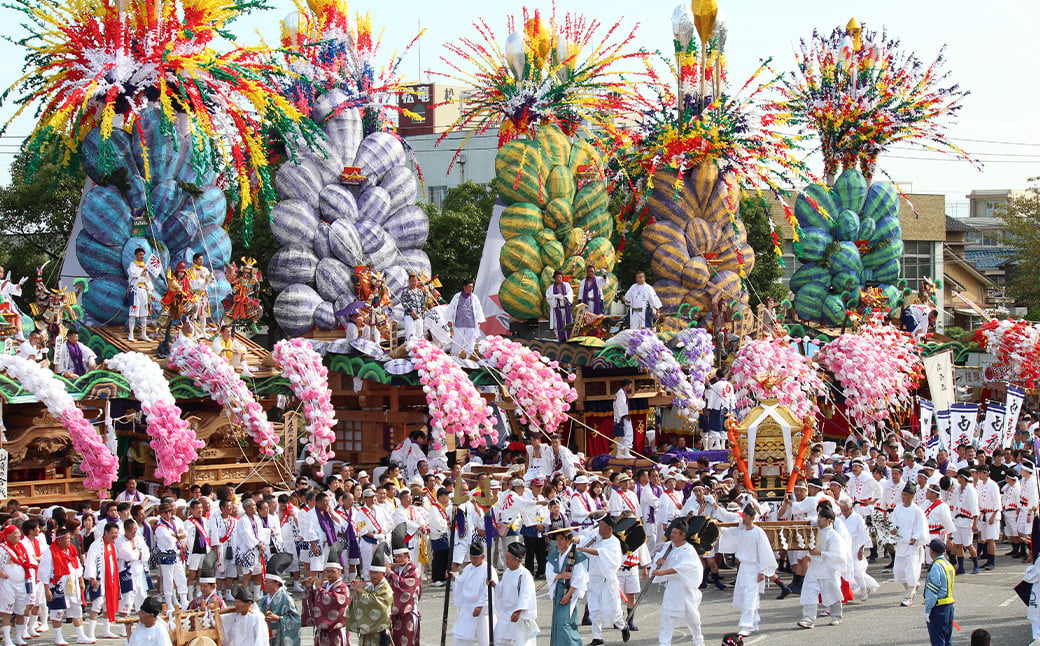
[306,578,350,646]
[386,561,422,646]
[345,578,393,646]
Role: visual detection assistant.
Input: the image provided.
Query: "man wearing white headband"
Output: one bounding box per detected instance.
[305,544,349,646]
[258,552,300,646]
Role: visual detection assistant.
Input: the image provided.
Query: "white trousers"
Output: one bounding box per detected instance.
[802,600,842,624]
[587,575,624,639]
[403,316,424,340]
[452,327,478,356]
[159,563,189,610]
[659,612,703,646]
[702,431,725,451]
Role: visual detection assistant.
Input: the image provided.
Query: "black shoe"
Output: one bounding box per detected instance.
[714,576,727,591]
[622,627,631,643]
[699,580,708,590]
[589,640,604,646]
[777,582,792,600]
[628,620,638,632]
[790,582,802,594]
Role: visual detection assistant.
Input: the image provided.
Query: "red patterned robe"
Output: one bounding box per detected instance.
[386,561,422,646]
[306,579,350,646]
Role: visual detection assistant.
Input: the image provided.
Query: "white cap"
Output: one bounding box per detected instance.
[574,475,590,485]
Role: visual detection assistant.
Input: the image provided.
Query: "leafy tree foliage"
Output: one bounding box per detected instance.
[421,181,496,297]
[998,181,1040,310]
[740,194,787,308]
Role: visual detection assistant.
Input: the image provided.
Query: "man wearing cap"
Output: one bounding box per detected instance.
[838,499,879,602]
[973,464,1000,571]
[231,498,269,602]
[387,529,422,646]
[306,545,350,646]
[652,518,704,646]
[154,502,189,614]
[577,516,629,645]
[392,491,427,566]
[567,476,594,528]
[187,573,225,631]
[796,504,844,629]
[546,528,588,646]
[680,483,727,591]
[656,474,684,536]
[1020,462,1039,563]
[1003,471,1025,558]
[494,542,537,646]
[923,483,956,558]
[452,481,484,570]
[607,474,639,521]
[259,563,300,646]
[427,488,453,586]
[494,479,526,570]
[891,482,929,606]
[950,468,980,574]
[721,502,780,637]
[222,588,266,646]
[452,541,497,646]
[127,597,171,646]
[347,546,394,646]
[923,538,956,646]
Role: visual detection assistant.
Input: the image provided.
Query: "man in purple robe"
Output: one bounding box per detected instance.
[545,271,573,342]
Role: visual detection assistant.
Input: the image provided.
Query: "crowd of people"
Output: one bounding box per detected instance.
[0,421,1036,645]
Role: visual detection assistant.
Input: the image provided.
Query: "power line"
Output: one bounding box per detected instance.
[950,137,1040,148]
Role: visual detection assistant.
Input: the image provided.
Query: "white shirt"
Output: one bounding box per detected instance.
[585,535,623,580]
[705,380,735,411]
[56,341,97,375]
[222,606,267,646]
[128,620,173,646]
[495,566,537,645]
[622,283,661,311]
[17,340,43,361]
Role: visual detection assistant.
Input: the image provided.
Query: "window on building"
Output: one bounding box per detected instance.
[985,200,1005,218]
[334,418,362,453]
[428,185,448,207]
[900,240,935,291]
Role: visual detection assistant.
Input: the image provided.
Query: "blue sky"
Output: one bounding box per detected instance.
[0,0,1036,214]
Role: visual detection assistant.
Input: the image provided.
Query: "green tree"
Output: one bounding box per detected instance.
[998,180,1040,310]
[421,181,496,296]
[739,194,787,308]
[0,150,86,310]
[610,188,655,288]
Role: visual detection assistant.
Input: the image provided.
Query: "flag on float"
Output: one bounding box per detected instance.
[950,403,979,449]
[979,402,1006,455]
[919,399,934,441]
[146,253,163,278]
[936,409,952,451]
[924,435,940,461]
[1004,385,1026,449]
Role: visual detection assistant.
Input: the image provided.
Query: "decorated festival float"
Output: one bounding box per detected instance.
[0,0,1012,520]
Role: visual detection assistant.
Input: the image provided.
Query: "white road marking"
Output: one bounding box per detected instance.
[999,595,1018,607]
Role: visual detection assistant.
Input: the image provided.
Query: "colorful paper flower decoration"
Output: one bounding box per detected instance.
[816,323,922,434]
[107,351,203,485]
[407,338,496,449]
[272,338,336,465]
[729,337,825,420]
[0,355,118,493]
[625,328,703,421]
[436,7,655,153]
[170,341,282,457]
[676,326,714,403]
[974,319,1040,389]
[772,21,979,180]
[2,0,320,239]
[478,335,577,436]
[278,0,423,132]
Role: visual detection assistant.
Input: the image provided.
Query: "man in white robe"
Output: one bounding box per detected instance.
[546,529,589,645]
[613,380,635,458]
[950,468,980,574]
[578,265,608,315]
[890,482,928,607]
[231,499,267,601]
[446,280,485,357]
[55,330,97,378]
[718,503,779,637]
[126,247,153,342]
[973,464,1001,570]
[545,272,573,343]
[797,505,845,629]
[621,271,661,331]
[652,519,704,646]
[453,542,497,646]
[576,517,629,644]
[221,588,267,646]
[838,500,878,601]
[127,597,172,646]
[494,543,537,646]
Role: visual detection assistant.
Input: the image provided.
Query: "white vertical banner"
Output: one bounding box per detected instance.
[473,201,511,336]
[979,402,1006,455]
[923,351,956,411]
[950,403,980,449]
[919,399,934,441]
[1004,385,1026,449]
[936,409,952,451]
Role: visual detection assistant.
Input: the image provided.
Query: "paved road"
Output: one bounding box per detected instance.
[74,559,1032,645]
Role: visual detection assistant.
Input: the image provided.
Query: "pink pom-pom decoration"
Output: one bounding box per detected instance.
[272,338,336,465]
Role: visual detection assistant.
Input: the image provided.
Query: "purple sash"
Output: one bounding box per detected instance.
[582,278,603,314]
[316,510,338,548]
[552,283,572,328]
[67,342,86,375]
